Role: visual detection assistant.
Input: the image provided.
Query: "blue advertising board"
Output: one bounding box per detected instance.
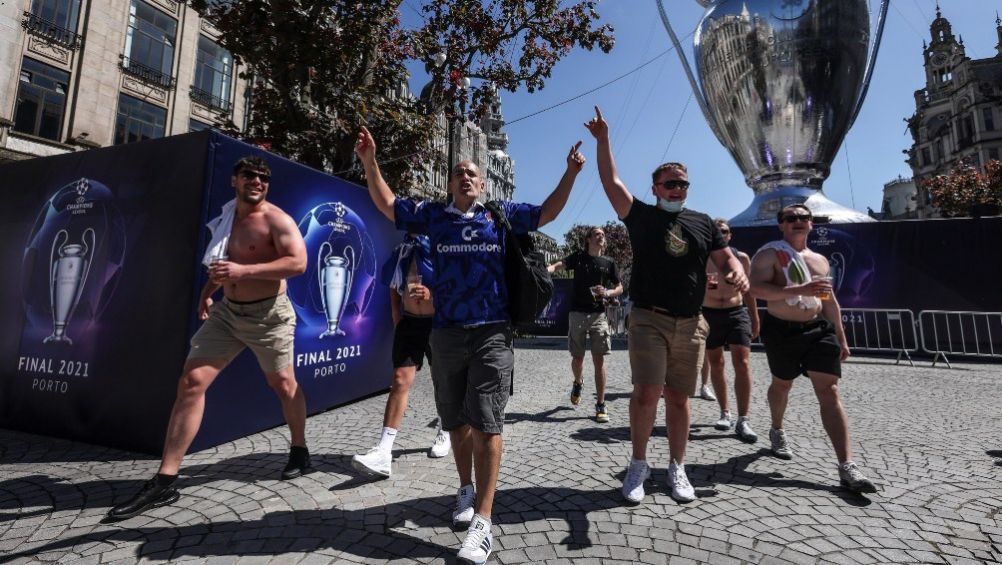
[0,131,400,453]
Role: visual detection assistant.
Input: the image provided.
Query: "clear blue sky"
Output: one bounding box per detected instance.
[403,1,997,243]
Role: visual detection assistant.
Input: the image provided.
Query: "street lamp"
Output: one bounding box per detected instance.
[418,51,471,201]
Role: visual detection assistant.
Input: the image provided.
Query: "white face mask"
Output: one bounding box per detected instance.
[658,198,685,213]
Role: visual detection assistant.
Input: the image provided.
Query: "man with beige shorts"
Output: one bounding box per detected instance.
[585,107,749,504]
[108,156,309,520]
[548,227,623,423]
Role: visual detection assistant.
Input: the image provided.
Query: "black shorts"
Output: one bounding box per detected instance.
[702,305,752,349]
[760,312,841,380]
[392,314,433,369]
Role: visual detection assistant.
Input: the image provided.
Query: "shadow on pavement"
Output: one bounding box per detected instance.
[1,486,633,563]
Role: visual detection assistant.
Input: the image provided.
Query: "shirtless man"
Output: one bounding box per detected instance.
[108,156,310,520]
[352,233,451,478]
[749,204,876,494]
[702,218,760,442]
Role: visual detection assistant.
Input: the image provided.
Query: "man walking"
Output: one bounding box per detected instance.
[584,107,749,504]
[547,227,623,422]
[702,218,760,443]
[352,233,450,479]
[356,125,584,564]
[108,156,310,520]
[748,204,877,494]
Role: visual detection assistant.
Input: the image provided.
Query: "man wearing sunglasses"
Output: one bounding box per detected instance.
[547,227,623,423]
[108,156,311,520]
[702,218,760,443]
[585,106,749,505]
[356,126,584,565]
[748,204,877,494]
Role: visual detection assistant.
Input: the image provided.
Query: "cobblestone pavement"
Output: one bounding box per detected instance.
[2,340,1000,564]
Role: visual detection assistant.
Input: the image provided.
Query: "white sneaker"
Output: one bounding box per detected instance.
[667,459,696,503]
[457,513,492,565]
[621,459,650,503]
[351,447,391,478]
[429,426,451,458]
[714,410,733,431]
[452,484,476,526]
[699,384,716,401]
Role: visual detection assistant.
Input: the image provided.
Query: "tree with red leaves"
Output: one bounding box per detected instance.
[924,159,1002,217]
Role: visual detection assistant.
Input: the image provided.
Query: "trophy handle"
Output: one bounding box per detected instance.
[848,0,890,129]
[75,228,96,309]
[338,246,356,324]
[49,230,68,319]
[654,0,726,144]
[318,241,332,313]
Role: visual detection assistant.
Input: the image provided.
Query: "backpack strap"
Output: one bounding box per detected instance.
[484,200,511,233]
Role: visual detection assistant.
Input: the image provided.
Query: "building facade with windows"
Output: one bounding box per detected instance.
[0,0,248,163]
[904,9,1002,218]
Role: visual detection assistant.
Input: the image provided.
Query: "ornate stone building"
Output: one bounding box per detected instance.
[0,0,249,162]
[904,8,1002,218]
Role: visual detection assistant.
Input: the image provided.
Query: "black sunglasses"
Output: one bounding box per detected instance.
[782,214,812,223]
[719,228,731,234]
[240,170,271,183]
[655,180,690,190]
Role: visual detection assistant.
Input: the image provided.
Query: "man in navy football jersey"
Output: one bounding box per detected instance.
[356,125,585,564]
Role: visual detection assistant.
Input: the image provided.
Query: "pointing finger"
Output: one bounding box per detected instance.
[594,105,604,120]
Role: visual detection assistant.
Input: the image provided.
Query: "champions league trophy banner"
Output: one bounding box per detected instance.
[17,178,127,394]
[656,0,890,226]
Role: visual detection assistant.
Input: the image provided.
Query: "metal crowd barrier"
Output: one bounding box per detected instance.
[839,308,919,365]
[917,310,1002,368]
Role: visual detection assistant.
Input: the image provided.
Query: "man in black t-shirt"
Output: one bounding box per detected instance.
[548,227,623,423]
[585,106,749,505]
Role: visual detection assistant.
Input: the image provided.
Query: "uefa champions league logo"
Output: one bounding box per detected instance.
[75,178,90,196]
[289,202,377,339]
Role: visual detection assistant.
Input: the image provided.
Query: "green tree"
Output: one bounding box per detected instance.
[188,0,614,193]
[924,159,1002,217]
[560,221,632,290]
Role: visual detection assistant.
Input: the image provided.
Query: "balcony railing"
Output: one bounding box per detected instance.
[21,11,82,50]
[190,86,231,113]
[121,57,175,89]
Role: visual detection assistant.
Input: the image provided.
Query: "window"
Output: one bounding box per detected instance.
[984,107,995,132]
[24,0,82,48]
[123,0,177,87]
[189,118,212,132]
[13,57,69,141]
[921,147,931,166]
[114,94,166,145]
[191,36,233,112]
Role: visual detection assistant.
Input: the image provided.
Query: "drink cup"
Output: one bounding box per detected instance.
[814,275,833,301]
[707,272,719,290]
[407,274,423,294]
[591,285,606,303]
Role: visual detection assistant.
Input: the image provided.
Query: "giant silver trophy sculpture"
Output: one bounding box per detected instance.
[656,0,889,225]
[45,228,96,345]
[317,242,355,338]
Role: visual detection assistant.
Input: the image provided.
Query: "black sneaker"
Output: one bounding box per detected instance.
[107,477,179,521]
[570,382,583,405]
[281,445,311,480]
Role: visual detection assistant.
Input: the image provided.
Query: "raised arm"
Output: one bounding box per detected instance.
[584,106,633,219]
[709,246,749,293]
[547,260,566,274]
[538,141,586,228]
[355,126,396,222]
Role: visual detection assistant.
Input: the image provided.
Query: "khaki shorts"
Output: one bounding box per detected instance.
[188,294,297,373]
[627,307,708,394]
[568,311,612,357]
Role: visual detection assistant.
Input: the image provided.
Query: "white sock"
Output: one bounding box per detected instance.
[377,427,397,453]
[737,415,749,423]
